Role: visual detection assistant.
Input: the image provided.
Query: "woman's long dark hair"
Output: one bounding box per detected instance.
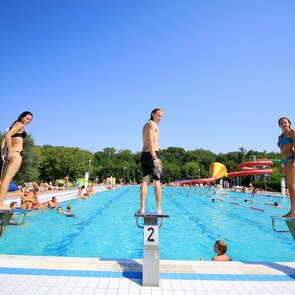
[278,117,291,127]
[10,111,33,129]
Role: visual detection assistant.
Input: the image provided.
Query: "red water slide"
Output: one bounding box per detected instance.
[227,159,273,177]
[174,159,273,185]
[175,177,216,185]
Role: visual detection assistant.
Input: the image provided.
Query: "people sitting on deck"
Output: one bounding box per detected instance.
[212,240,231,261]
[55,179,66,190]
[43,181,58,191]
[46,196,59,209]
[30,186,47,210]
[21,192,31,210]
[87,184,95,196]
[22,182,38,193]
[21,186,46,210]
[78,185,88,198]
[77,186,83,198]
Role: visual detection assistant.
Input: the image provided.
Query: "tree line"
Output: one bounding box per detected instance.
[0,132,282,186]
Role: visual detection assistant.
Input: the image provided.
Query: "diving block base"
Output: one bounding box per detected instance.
[0,209,28,237]
[135,212,169,287]
[271,215,295,240]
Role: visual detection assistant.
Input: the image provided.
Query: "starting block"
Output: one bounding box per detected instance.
[135,212,169,287]
[271,215,295,240]
[0,208,28,237]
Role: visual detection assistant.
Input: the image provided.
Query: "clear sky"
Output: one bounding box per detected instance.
[1,1,294,154]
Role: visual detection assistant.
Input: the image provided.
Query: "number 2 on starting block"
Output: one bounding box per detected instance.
[144,225,158,245]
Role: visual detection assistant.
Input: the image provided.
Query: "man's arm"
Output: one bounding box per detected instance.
[146,122,157,159]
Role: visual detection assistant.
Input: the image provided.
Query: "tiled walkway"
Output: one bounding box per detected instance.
[0,255,294,294]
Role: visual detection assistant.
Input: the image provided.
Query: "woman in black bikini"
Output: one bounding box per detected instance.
[0,111,33,208]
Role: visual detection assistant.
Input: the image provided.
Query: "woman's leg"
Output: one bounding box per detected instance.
[284,164,295,217]
[0,155,22,207]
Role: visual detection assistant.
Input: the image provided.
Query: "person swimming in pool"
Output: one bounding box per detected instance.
[139,108,163,214]
[65,204,73,214]
[57,205,75,217]
[277,117,295,217]
[212,240,231,261]
[0,111,33,209]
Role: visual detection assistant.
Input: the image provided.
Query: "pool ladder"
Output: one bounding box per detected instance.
[0,209,27,238]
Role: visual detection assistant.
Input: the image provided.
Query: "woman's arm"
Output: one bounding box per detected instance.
[1,138,6,161]
[291,129,295,168]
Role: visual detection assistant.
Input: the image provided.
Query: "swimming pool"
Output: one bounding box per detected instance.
[0,186,294,262]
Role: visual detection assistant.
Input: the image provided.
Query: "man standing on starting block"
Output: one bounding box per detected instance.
[139,108,163,214]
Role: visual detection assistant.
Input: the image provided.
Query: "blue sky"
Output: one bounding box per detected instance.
[1,1,294,154]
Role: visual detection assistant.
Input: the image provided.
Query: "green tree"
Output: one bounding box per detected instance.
[40,145,93,182]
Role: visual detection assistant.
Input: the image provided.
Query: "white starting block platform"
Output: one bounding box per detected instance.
[271,215,295,240]
[0,208,28,237]
[135,212,169,287]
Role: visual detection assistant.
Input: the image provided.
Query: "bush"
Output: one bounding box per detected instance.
[252,180,281,192]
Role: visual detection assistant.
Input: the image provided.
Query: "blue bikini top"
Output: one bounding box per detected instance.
[277,135,293,147]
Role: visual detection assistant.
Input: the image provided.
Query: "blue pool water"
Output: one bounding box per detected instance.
[0,186,294,262]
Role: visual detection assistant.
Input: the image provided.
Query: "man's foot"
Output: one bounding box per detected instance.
[282,211,295,218]
[138,209,145,214]
[156,209,162,214]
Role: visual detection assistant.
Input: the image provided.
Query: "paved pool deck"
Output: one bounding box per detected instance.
[0,255,294,294]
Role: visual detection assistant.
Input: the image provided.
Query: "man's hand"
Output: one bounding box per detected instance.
[153,158,162,178]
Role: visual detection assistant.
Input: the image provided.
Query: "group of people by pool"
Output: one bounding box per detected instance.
[77,184,95,198]
[16,185,75,216]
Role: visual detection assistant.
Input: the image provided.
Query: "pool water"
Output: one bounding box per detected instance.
[0,186,294,262]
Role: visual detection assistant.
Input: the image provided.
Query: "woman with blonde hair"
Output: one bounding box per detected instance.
[0,111,33,208]
[277,117,295,217]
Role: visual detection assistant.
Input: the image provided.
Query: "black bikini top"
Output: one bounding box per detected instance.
[11,130,27,139]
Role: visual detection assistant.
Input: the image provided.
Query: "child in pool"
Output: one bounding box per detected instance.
[212,240,231,261]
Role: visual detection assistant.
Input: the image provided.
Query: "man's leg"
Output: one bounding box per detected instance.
[140,176,150,213]
[154,180,162,214]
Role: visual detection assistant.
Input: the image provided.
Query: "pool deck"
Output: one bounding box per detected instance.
[1,187,295,294]
[0,255,294,294]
